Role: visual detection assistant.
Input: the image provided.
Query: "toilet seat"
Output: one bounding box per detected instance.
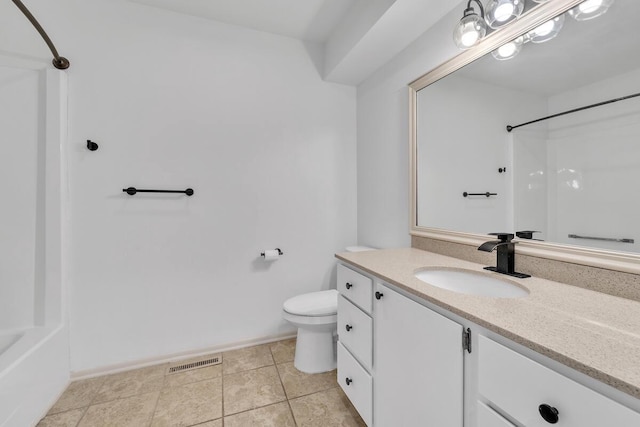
[283,289,338,317]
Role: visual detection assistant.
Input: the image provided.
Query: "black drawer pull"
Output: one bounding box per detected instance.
[345,282,353,289]
[345,324,353,331]
[538,404,559,424]
[375,291,384,300]
[345,377,353,386]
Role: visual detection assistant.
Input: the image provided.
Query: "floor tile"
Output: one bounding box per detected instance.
[164,364,222,388]
[93,364,166,403]
[78,391,159,427]
[48,377,105,415]
[151,377,222,427]
[289,387,366,427]
[224,402,295,427]
[37,408,85,427]
[269,339,296,364]
[223,365,286,415]
[277,362,337,399]
[223,344,274,374]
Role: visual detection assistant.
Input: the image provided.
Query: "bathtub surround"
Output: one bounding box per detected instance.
[0,63,69,426]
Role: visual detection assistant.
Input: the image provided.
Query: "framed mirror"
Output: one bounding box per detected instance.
[410,0,640,273]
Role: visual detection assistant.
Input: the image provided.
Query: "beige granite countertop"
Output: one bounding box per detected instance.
[336,247,640,400]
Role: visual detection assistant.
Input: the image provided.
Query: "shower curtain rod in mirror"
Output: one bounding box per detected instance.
[11,0,69,69]
[506,91,640,132]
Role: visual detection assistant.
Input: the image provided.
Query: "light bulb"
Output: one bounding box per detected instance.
[491,36,524,60]
[484,0,525,29]
[535,20,554,37]
[453,11,487,49]
[498,43,516,57]
[579,0,603,14]
[461,30,480,47]
[568,0,614,21]
[494,3,515,22]
[527,13,565,43]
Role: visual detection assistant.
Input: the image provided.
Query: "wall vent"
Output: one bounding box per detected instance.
[167,357,221,374]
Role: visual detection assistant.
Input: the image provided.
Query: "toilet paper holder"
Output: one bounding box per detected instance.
[261,248,284,258]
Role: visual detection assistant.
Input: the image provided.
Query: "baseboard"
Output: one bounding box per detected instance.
[70,332,297,380]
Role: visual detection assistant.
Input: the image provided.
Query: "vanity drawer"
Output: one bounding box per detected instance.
[337,295,372,371]
[477,401,515,427]
[337,342,372,426]
[337,264,373,314]
[478,336,640,426]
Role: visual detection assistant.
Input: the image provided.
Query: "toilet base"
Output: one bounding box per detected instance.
[294,327,336,374]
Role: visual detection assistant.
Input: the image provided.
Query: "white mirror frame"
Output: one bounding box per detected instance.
[409,0,640,274]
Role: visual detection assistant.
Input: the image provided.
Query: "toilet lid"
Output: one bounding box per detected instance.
[283,289,338,316]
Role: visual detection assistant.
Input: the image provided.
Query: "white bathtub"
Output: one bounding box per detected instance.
[0,332,23,356]
[0,326,69,427]
[0,59,69,426]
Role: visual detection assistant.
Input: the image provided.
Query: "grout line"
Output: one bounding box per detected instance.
[74,405,90,427]
[221,357,225,425]
[271,350,298,427]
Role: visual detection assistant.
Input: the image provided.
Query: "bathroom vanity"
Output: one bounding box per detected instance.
[335,248,640,427]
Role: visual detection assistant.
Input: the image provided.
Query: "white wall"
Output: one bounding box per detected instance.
[356,3,466,248]
[2,0,356,372]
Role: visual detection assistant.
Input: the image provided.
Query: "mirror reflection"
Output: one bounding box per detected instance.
[416,0,640,253]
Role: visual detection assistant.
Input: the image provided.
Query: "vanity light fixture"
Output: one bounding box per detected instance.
[453,0,488,49]
[491,35,525,60]
[527,13,565,43]
[568,0,614,21]
[484,0,525,29]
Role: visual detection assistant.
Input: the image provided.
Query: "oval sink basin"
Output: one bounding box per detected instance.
[414,269,529,298]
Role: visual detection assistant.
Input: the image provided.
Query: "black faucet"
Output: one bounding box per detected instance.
[478,233,530,278]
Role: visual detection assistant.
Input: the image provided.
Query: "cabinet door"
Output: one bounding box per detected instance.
[374,283,464,427]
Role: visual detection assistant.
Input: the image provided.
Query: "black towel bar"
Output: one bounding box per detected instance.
[123,187,194,196]
[463,192,497,198]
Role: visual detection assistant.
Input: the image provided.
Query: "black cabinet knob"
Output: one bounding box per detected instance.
[345,377,353,386]
[375,291,384,300]
[345,324,353,331]
[345,282,353,289]
[538,404,559,424]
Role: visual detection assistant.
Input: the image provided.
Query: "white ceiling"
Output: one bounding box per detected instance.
[129,0,458,85]
[130,0,357,43]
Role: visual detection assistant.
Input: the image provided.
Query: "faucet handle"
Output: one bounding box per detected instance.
[488,233,514,242]
[516,230,540,239]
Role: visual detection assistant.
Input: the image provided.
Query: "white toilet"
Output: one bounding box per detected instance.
[282,246,374,373]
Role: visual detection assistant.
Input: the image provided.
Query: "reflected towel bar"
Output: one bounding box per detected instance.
[123,187,194,196]
[463,192,497,198]
[568,234,634,244]
[506,91,640,132]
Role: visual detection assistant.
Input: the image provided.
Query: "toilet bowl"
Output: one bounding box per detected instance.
[282,289,338,373]
[282,245,375,373]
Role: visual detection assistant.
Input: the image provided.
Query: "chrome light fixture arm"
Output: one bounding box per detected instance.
[11,0,70,69]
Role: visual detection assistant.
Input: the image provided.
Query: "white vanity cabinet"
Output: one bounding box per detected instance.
[337,263,464,426]
[373,282,464,427]
[337,261,640,427]
[478,336,640,427]
[337,264,374,426]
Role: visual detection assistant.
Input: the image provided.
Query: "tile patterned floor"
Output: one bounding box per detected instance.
[38,339,366,427]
